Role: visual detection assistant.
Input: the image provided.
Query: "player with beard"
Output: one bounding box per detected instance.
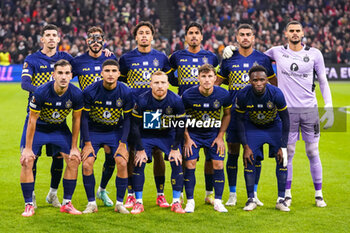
[216,24,275,207]
[71,27,118,208]
[119,21,173,209]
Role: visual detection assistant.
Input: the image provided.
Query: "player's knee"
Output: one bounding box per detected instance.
[186,160,197,169]
[228,143,240,154]
[22,157,35,169]
[66,156,80,169]
[212,160,224,170]
[82,159,94,175]
[287,143,296,157]
[305,142,319,157]
[116,156,127,169]
[103,145,111,154]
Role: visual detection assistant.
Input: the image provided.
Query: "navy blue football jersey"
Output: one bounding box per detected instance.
[182,85,232,136]
[21,50,73,104]
[29,81,83,131]
[235,84,287,127]
[72,52,118,90]
[132,90,185,137]
[83,80,133,131]
[169,49,219,95]
[119,48,172,98]
[218,49,275,100]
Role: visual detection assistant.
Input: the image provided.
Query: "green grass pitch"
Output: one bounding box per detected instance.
[0,82,349,233]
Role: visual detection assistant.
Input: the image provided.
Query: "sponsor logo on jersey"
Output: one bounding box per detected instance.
[193,58,198,62]
[23,62,28,69]
[243,63,249,68]
[40,65,47,69]
[94,66,101,71]
[290,63,299,71]
[52,111,61,119]
[45,102,52,106]
[132,63,140,66]
[203,103,209,108]
[82,68,90,71]
[106,101,112,105]
[232,65,239,68]
[56,102,61,106]
[180,59,187,62]
[143,61,149,66]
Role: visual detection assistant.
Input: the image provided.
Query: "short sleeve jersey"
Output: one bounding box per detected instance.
[71,52,118,90]
[119,48,172,98]
[169,49,219,95]
[29,81,83,131]
[218,49,275,100]
[182,85,232,135]
[235,84,287,127]
[83,80,133,132]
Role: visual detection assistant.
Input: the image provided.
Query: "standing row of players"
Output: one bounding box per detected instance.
[19,20,333,216]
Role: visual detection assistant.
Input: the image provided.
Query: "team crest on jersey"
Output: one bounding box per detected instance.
[165,106,173,115]
[303,55,310,63]
[65,100,72,108]
[202,56,208,64]
[266,101,274,109]
[213,100,220,109]
[116,98,123,107]
[153,58,159,67]
[23,62,28,69]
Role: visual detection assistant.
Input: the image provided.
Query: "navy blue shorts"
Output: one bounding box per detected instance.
[20,115,57,156]
[30,127,72,156]
[84,129,125,158]
[245,121,282,161]
[141,134,177,163]
[184,132,225,161]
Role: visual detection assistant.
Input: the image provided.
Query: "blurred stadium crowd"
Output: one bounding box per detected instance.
[0,0,349,64]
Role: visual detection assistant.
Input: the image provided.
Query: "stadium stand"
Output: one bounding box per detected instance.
[0,0,349,64]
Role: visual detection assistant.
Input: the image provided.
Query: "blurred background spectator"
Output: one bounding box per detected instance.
[0,0,349,64]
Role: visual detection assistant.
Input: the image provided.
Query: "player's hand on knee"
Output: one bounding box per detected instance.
[69,147,81,163]
[134,150,147,167]
[243,145,254,168]
[20,148,36,165]
[169,149,182,166]
[115,142,129,161]
[320,104,334,129]
[222,45,237,59]
[184,138,197,157]
[211,137,225,156]
[81,142,95,162]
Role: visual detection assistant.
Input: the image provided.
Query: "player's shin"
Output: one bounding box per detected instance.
[133,162,146,203]
[276,159,288,199]
[244,162,256,199]
[226,153,239,193]
[170,161,183,203]
[184,168,196,200]
[50,156,63,189]
[213,169,225,200]
[100,153,115,189]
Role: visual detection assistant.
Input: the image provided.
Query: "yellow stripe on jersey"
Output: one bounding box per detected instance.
[217,74,226,80]
[29,108,41,113]
[73,107,83,112]
[267,74,276,79]
[83,107,91,111]
[278,106,287,111]
[224,104,232,109]
[120,74,127,77]
[22,74,32,78]
[132,112,142,118]
[164,69,172,75]
[124,109,132,113]
[235,109,245,113]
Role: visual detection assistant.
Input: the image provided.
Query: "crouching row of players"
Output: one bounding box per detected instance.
[20,60,290,216]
